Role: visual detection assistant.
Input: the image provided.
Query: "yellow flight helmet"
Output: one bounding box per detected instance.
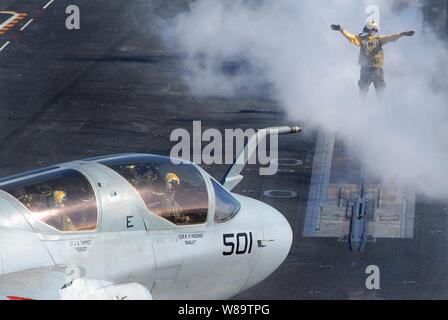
[165,172,180,189]
[51,190,67,205]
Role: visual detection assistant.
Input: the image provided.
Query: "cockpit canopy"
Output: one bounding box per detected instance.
[98,155,209,226]
[0,169,97,232]
[0,154,241,233]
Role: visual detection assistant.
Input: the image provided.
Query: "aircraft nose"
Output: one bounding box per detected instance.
[243,203,293,290]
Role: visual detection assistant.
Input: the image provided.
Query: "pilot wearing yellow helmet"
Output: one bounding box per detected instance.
[49,190,67,208]
[160,172,188,223]
[47,190,76,231]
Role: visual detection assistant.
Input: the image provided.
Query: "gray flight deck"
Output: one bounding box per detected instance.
[303,132,415,241]
[1,0,448,299]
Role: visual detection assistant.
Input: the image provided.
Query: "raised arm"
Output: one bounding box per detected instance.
[331,24,360,47]
[380,30,415,45]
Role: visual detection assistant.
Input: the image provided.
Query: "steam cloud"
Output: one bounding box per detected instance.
[157,0,448,198]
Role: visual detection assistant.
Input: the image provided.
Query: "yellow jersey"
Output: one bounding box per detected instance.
[341,29,402,68]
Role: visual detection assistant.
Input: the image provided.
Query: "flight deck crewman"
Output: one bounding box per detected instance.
[331,20,414,98]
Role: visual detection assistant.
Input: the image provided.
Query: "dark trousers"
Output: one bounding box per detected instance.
[358,67,385,98]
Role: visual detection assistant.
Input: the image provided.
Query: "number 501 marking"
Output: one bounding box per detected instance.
[222,232,253,256]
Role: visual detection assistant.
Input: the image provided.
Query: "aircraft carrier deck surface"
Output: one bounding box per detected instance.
[1,0,448,299]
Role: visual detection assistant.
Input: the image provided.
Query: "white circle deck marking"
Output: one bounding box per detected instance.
[263,190,298,198]
[271,158,303,166]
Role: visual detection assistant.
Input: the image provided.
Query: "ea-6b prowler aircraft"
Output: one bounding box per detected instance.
[0,125,301,300]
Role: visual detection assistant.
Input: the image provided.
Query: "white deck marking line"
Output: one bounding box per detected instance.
[0,12,20,31]
[43,0,55,9]
[0,41,10,52]
[20,18,34,31]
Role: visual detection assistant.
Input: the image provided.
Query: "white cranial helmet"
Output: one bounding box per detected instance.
[365,19,379,31]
